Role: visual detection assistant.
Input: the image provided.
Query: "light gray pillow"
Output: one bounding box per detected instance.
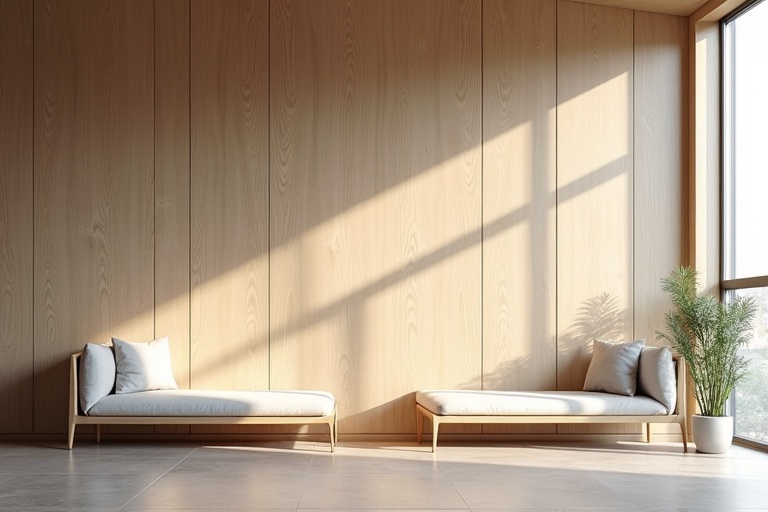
[638,345,677,413]
[583,339,645,396]
[79,343,116,414]
[113,336,178,394]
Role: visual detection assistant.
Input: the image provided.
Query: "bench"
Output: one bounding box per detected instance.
[416,349,688,452]
[68,349,337,451]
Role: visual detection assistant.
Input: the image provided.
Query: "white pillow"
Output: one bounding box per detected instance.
[79,343,116,414]
[583,339,645,396]
[638,345,677,413]
[113,336,178,394]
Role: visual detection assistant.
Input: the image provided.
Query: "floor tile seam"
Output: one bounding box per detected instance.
[305,454,451,476]
[588,477,678,512]
[295,443,320,511]
[441,470,477,511]
[114,446,201,512]
[0,471,173,477]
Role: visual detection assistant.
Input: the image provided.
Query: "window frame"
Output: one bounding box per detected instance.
[721,0,768,447]
[721,0,768,293]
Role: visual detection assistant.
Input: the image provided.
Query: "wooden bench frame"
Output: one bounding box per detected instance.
[416,356,688,452]
[69,352,337,451]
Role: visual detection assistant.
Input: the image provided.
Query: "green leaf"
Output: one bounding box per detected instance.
[657,267,757,417]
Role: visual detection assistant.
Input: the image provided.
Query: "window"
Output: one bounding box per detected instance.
[722,0,768,445]
[728,288,768,443]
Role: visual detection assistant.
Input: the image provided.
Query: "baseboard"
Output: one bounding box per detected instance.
[1,431,686,446]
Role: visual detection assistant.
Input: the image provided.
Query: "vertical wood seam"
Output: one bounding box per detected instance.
[32,0,36,434]
[554,0,559,392]
[480,0,484,435]
[633,10,639,339]
[153,0,157,342]
[480,0,484,395]
[188,0,193,390]
[268,0,271,391]
[152,0,156,433]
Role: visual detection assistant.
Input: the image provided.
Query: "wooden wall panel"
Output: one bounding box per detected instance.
[34,0,155,433]
[635,12,688,439]
[634,12,688,343]
[0,0,34,434]
[556,1,634,399]
[270,0,482,434]
[156,0,191,391]
[482,0,556,435]
[155,0,191,436]
[483,0,556,391]
[190,0,269,394]
[693,21,721,296]
[0,0,691,443]
[569,0,707,17]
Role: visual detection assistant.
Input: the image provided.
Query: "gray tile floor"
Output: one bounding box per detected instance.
[1,439,767,511]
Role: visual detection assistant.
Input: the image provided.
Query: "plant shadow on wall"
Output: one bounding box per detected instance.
[463,355,533,392]
[461,294,626,394]
[558,293,628,390]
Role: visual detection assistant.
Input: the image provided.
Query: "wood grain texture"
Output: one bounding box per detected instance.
[155,0,191,392]
[482,0,556,435]
[634,12,688,439]
[634,12,688,344]
[3,0,691,443]
[34,0,155,434]
[483,0,557,391]
[569,0,707,16]
[693,22,720,295]
[0,0,34,434]
[154,0,191,436]
[190,0,269,396]
[688,21,721,427]
[692,0,752,23]
[270,0,482,434]
[556,0,634,396]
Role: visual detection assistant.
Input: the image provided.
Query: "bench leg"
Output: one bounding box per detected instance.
[680,420,688,453]
[432,418,439,453]
[68,422,76,450]
[96,424,101,444]
[329,419,335,453]
[646,423,652,443]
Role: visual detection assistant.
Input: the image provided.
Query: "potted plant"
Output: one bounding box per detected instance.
[657,266,756,453]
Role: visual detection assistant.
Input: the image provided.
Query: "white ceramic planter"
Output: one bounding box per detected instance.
[691,415,734,454]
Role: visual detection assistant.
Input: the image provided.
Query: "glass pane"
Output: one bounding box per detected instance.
[727,0,768,280]
[733,287,768,443]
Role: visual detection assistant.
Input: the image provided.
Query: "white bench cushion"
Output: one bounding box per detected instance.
[416,390,670,416]
[87,389,335,417]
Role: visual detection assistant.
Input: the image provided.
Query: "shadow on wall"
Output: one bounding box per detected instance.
[0,371,34,433]
[461,355,533,391]
[559,293,627,390]
[339,395,415,434]
[22,0,646,436]
[570,293,625,341]
[457,294,627,396]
